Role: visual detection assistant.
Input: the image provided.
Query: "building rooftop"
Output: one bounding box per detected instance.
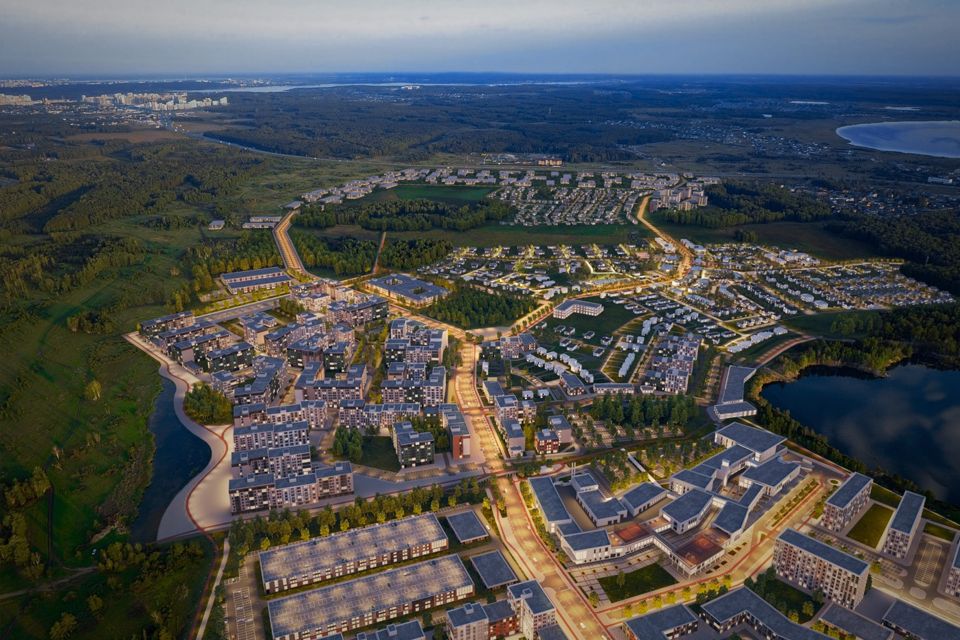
[446,602,488,629]
[672,469,715,491]
[469,551,518,589]
[355,620,426,640]
[713,502,749,536]
[741,456,799,488]
[826,472,872,509]
[482,599,515,624]
[778,529,868,575]
[562,529,611,552]
[716,422,785,454]
[662,489,713,524]
[882,598,960,640]
[819,603,893,640]
[624,604,699,640]
[508,580,555,616]
[368,273,448,303]
[578,489,627,522]
[446,511,489,544]
[221,266,287,281]
[267,555,472,640]
[536,623,569,640]
[717,365,756,404]
[701,587,829,640]
[889,491,925,534]
[258,514,446,587]
[529,476,572,526]
[674,534,725,568]
[621,482,667,511]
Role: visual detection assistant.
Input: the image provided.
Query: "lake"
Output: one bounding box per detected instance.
[836,120,960,158]
[761,364,960,503]
[129,377,211,542]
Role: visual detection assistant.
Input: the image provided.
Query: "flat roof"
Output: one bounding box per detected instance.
[621,482,667,510]
[446,511,489,544]
[555,299,603,311]
[368,273,448,302]
[662,489,713,524]
[672,469,715,490]
[625,604,699,639]
[890,491,925,534]
[954,541,960,569]
[258,514,446,586]
[529,476,572,525]
[267,555,472,640]
[882,598,960,640]
[777,529,868,575]
[221,266,286,281]
[713,502,749,535]
[716,422,785,454]
[446,602,488,629]
[819,603,893,640]
[702,588,829,640]
[695,444,754,472]
[482,599,515,623]
[536,624,569,640]
[507,580,555,615]
[717,365,756,404]
[562,529,611,552]
[741,457,799,488]
[674,534,724,567]
[579,489,627,521]
[469,551,518,589]
[355,621,425,640]
[826,472,872,509]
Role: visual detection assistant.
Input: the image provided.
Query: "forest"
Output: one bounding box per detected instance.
[379,238,453,270]
[423,286,535,329]
[183,383,233,424]
[290,231,377,275]
[659,182,831,227]
[297,197,513,232]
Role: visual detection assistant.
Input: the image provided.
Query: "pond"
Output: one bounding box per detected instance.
[128,377,211,542]
[836,120,960,158]
[761,364,960,503]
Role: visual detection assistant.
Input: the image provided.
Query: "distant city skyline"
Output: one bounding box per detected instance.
[1,0,958,77]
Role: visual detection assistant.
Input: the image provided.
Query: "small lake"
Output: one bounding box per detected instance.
[761,364,960,503]
[129,377,211,543]
[836,120,960,158]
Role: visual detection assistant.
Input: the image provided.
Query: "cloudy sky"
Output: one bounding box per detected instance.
[1,0,957,77]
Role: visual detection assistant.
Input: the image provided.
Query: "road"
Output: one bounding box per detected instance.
[272,209,308,275]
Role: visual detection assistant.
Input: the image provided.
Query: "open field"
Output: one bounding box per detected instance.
[359,436,402,472]
[783,310,878,339]
[847,504,894,548]
[598,563,677,602]
[532,296,640,339]
[650,214,884,261]
[923,521,957,542]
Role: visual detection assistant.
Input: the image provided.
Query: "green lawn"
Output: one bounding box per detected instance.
[756,577,822,623]
[923,521,958,542]
[870,485,901,509]
[847,504,894,548]
[783,310,878,339]
[532,296,639,339]
[649,214,883,261]
[358,436,402,473]
[598,563,677,602]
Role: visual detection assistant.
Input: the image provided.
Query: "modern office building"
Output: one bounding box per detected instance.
[774,528,869,608]
[881,491,925,560]
[822,472,873,532]
[267,555,474,640]
[552,299,604,319]
[259,513,447,593]
[367,273,449,307]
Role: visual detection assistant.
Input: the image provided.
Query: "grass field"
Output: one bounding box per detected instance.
[598,563,677,602]
[923,521,958,542]
[358,436,402,473]
[870,484,902,509]
[783,310,878,339]
[649,214,883,261]
[847,504,894,548]
[532,297,640,339]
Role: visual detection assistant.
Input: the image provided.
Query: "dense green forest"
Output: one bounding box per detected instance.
[423,286,535,329]
[297,198,513,232]
[660,182,831,227]
[290,231,377,275]
[826,210,960,293]
[182,383,233,424]
[379,238,452,270]
[590,393,699,432]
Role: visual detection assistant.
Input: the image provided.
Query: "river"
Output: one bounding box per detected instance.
[761,364,960,503]
[129,377,211,543]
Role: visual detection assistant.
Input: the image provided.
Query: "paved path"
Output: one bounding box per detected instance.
[196,539,231,640]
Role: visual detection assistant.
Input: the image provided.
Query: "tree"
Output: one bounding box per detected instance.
[87,594,104,618]
[84,379,102,402]
[49,613,77,640]
[616,570,625,589]
[802,601,815,618]
[588,590,600,608]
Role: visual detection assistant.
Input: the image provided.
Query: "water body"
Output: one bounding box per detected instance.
[836,120,960,158]
[129,377,211,543]
[761,364,960,503]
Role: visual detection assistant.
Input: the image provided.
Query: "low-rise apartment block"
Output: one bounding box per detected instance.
[822,472,872,532]
[881,491,925,560]
[228,462,353,514]
[220,266,292,294]
[552,299,603,319]
[774,528,869,608]
[393,421,435,468]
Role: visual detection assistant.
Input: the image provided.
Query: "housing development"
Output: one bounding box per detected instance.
[123,167,960,640]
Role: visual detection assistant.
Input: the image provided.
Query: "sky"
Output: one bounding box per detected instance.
[1,0,958,77]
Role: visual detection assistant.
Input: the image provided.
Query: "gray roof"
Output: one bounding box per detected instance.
[508,580,554,615]
[713,502,749,535]
[890,491,925,534]
[268,555,471,640]
[446,602,488,629]
[258,514,446,587]
[482,599,515,623]
[469,551,518,589]
[561,529,610,552]
[578,489,627,522]
[672,469,715,490]
[536,623,569,640]
[446,511,489,544]
[777,529,869,575]
[738,483,765,509]
[529,477,572,526]
[355,620,426,640]
[882,599,960,640]
[621,482,667,511]
[716,422,785,454]
[819,603,893,640]
[662,489,713,524]
[695,444,754,472]
[701,588,829,640]
[369,273,448,303]
[741,457,799,488]
[625,604,699,639]
[954,542,960,569]
[826,472,872,509]
[717,365,756,404]
[556,521,581,536]
[221,266,287,281]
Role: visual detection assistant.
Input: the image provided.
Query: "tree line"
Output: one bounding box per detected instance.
[379,238,453,270]
[297,197,513,233]
[291,231,377,275]
[424,286,535,329]
[183,383,233,424]
[660,182,830,227]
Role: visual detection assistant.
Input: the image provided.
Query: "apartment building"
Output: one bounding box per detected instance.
[228,462,353,514]
[552,299,604,319]
[220,267,292,294]
[822,473,872,532]
[947,543,960,598]
[774,528,869,608]
[507,580,557,640]
[881,491,925,560]
[393,422,435,468]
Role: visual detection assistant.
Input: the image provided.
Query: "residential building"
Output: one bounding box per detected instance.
[774,528,869,608]
[393,421,435,468]
[220,267,292,294]
[623,604,700,640]
[700,587,829,640]
[822,473,872,532]
[368,273,449,307]
[228,462,353,514]
[881,491,925,560]
[507,580,557,640]
[552,299,604,319]
[947,543,960,598]
[881,598,960,640]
